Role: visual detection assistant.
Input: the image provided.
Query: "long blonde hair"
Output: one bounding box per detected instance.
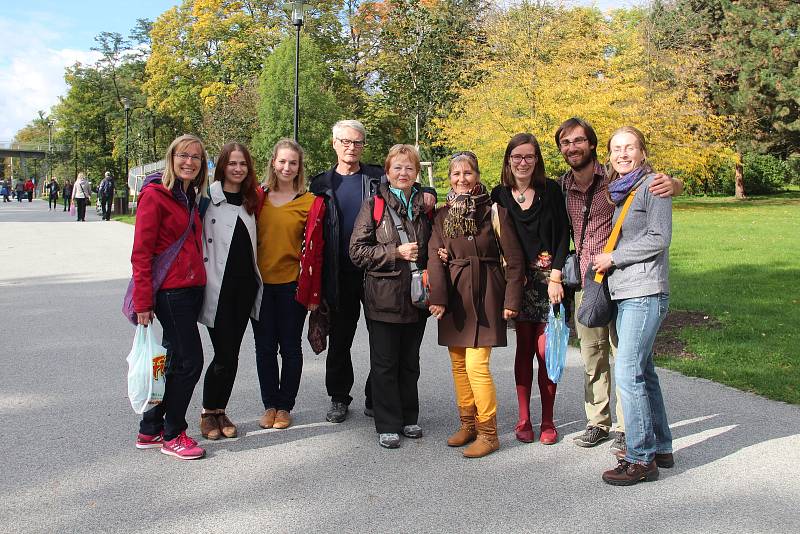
[161,134,209,196]
[266,138,306,194]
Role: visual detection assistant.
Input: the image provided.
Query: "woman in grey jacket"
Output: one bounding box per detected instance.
[592,126,673,486]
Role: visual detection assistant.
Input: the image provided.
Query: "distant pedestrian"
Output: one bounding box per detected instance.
[99,171,115,220]
[197,143,263,441]
[72,173,91,221]
[15,180,24,202]
[24,178,34,202]
[47,178,59,210]
[1,180,9,202]
[62,180,72,211]
[130,133,209,460]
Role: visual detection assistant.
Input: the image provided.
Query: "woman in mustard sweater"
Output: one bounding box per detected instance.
[251,139,320,430]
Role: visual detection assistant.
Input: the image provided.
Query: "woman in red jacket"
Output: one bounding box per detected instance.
[130,134,209,460]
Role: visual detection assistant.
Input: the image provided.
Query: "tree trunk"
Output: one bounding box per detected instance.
[734,154,746,199]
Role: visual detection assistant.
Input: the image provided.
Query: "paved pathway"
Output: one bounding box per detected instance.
[2,200,799,533]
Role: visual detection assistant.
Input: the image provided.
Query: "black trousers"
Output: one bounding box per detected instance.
[326,269,372,406]
[63,196,70,210]
[367,318,425,433]
[48,196,58,209]
[140,286,204,441]
[100,195,112,220]
[76,198,87,221]
[203,275,258,410]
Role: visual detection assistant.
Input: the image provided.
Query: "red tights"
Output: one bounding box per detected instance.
[514,321,557,430]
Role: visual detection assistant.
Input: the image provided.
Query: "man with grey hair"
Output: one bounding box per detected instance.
[99,171,115,221]
[310,119,435,423]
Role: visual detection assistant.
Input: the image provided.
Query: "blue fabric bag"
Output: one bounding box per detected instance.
[545,303,570,383]
[126,325,167,414]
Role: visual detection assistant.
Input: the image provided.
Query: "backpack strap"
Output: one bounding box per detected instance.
[198,196,210,219]
[372,195,385,225]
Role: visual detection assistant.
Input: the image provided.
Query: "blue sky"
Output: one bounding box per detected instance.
[0,0,638,140]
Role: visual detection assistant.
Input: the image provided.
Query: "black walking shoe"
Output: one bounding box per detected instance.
[610,431,626,455]
[378,433,401,449]
[326,401,348,423]
[401,425,423,438]
[364,407,374,417]
[573,426,610,448]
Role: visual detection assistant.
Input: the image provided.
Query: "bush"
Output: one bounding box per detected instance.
[787,155,800,186]
[742,153,788,194]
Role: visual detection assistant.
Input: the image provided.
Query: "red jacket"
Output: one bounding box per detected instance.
[131,183,206,312]
[24,180,34,192]
[295,195,325,308]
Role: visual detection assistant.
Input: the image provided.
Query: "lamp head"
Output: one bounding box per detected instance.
[291,0,306,25]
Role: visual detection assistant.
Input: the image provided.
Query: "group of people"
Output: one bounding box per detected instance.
[129,117,679,487]
[0,178,35,203]
[37,171,116,221]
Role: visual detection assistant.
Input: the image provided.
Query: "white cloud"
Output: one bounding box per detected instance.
[0,17,101,140]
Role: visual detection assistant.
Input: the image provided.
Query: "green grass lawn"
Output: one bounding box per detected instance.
[661,191,800,404]
[113,214,136,224]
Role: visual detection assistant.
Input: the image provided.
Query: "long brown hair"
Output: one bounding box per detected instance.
[501,133,546,188]
[162,134,209,196]
[214,142,259,215]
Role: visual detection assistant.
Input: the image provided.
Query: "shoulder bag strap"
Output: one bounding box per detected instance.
[594,189,637,283]
[386,203,420,273]
[564,174,598,261]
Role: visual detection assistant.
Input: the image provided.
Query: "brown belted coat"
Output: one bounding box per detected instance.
[427,200,524,348]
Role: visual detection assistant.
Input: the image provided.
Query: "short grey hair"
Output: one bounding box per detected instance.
[332,119,366,142]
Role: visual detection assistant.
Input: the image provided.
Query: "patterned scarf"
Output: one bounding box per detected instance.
[444,183,489,238]
[608,165,650,205]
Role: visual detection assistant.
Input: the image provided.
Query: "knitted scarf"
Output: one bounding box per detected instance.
[443,183,489,238]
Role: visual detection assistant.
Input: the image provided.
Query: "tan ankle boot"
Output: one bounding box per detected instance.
[463,415,500,458]
[447,405,478,447]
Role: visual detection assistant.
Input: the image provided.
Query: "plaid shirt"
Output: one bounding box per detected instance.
[559,161,615,282]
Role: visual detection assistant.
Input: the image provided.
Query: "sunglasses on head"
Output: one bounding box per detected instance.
[450,150,478,161]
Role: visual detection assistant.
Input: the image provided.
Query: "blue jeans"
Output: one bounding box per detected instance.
[251,282,307,412]
[614,293,672,464]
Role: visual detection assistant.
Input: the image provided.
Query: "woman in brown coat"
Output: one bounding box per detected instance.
[427,151,525,458]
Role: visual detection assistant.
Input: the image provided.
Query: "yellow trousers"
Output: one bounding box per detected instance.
[448,347,497,423]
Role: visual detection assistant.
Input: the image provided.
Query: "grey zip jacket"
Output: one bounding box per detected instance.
[608,174,671,300]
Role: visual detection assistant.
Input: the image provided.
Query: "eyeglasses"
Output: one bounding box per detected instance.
[509,154,537,164]
[336,138,365,148]
[450,150,477,161]
[174,153,202,162]
[559,137,589,148]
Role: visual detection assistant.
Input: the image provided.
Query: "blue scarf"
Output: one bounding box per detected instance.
[389,186,416,219]
[608,166,648,205]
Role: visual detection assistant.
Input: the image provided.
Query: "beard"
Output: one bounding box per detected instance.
[566,150,594,171]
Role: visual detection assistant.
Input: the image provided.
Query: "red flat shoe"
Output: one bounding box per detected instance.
[514,420,535,443]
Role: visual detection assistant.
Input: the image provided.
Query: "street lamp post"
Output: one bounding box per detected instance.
[291,1,306,142]
[72,125,79,179]
[48,119,55,181]
[123,98,130,191]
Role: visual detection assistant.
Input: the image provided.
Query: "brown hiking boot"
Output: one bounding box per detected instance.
[447,405,477,447]
[217,413,237,438]
[273,410,292,429]
[259,408,277,429]
[200,412,221,440]
[602,459,659,486]
[655,452,674,468]
[463,415,500,458]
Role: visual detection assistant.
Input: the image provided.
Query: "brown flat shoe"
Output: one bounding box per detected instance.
[217,413,237,438]
[273,409,292,429]
[259,408,277,429]
[200,412,221,440]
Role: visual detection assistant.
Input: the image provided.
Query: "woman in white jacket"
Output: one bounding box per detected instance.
[72,172,92,221]
[197,142,263,440]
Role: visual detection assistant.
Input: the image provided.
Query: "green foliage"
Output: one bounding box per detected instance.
[663,194,800,403]
[253,35,341,177]
[201,79,260,155]
[742,153,789,194]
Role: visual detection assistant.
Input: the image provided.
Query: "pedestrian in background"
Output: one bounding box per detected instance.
[130,133,209,460]
[62,180,72,211]
[197,142,263,441]
[349,144,431,449]
[252,138,323,431]
[1,180,10,202]
[99,171,115,220]
[47,178,60,210]
[72,173,91,221]
[427,151,524,458]
[24,178,34,202]
[15,180,24,202]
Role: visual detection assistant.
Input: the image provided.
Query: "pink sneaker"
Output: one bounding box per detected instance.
[136,431,164,449]
[160,431,205,460]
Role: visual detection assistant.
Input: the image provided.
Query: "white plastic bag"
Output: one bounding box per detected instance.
[126,324,167,414]
[545,303,570,384]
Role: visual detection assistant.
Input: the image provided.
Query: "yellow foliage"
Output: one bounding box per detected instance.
[436,5,736,188]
